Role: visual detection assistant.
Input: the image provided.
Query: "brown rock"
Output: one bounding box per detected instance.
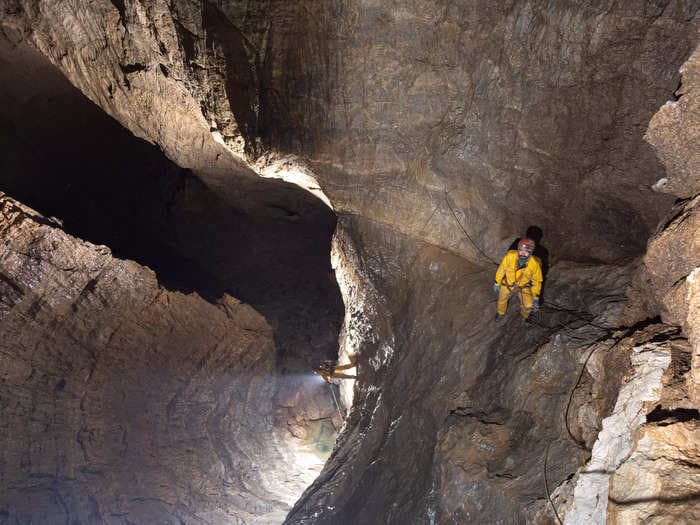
[0,2,699,524]
[0,194,296,523]
[643,194,700,327]
[641,44,700,409]
[689,268,700,406]
[288,424,308,440]
[608,421,700,524]
[645,46,700,198]
[3,2,696,264]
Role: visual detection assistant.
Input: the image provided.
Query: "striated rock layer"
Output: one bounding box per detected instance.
[0,193,301,524]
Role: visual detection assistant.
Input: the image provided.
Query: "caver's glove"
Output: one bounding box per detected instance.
[532,298,540,310]
[493,284,500,293]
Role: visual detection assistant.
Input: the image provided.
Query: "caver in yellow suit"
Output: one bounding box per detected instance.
[493,238,543,320]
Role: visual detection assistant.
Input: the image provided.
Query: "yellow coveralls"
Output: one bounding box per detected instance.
[494,250,543,318]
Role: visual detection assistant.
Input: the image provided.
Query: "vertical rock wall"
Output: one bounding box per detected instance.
[587,44,700,525]
[0,194,295,523]
[0,29,344,524]
[284,1,697,263]
[288,216,646,523]
[643,45,700,404]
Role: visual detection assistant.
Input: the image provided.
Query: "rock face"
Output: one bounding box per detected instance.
[646,45,700,198]
[0,193,312,523]
[0,33,345,521]
[3,1,697,263]
[643,45,700,407]
[608,421,700,524]
[289,217,643,524]
[1,2,699,525]
[0,34,343,371]
[564,328,675,524]
[298,1,697,264]
[569,43,700,525]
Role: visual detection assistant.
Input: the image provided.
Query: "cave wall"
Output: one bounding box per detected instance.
[285,0,697,263]
[1,1,699,524]
[642,45,700,348]
[0,0,314,212]
[598,46,700,524]
[0,31,343,367]
[289,217,646,523]
[0,194,295,524]
[237,0,695,263]
[3,1,696,263]
[0,29,345,524]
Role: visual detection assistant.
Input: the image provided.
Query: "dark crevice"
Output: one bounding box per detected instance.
[646,405,700,425]
[174,19,198,64]
[672,76,683,101]
[0,272,23,295]
[609,493,700,505]
[109,0,127,24]
[120,63,148,74]
[644,325,683,343]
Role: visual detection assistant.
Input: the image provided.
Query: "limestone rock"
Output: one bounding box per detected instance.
[643,194,700,328]
[646,45,700,198]
[0,193,294,524]
[641,44,700,406]
[288,218,641,524]
[3,2,697,264]
[564,335,673,524]
[608,421,700,524]
[1,2,699,524]
[556,40,700,525]
[689,268,700,406]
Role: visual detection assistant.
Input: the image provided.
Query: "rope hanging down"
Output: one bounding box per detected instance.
[544,442,564,525]
[442,188,499,266]
[328,382,344,420]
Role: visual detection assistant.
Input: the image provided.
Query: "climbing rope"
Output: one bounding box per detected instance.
[544,442,564,525]
[442,187,499,266]
[563,342,602,449]
[564,332,630,450]
[522,299,615,336]
[327,382,344,421]
[540,300,620,331]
